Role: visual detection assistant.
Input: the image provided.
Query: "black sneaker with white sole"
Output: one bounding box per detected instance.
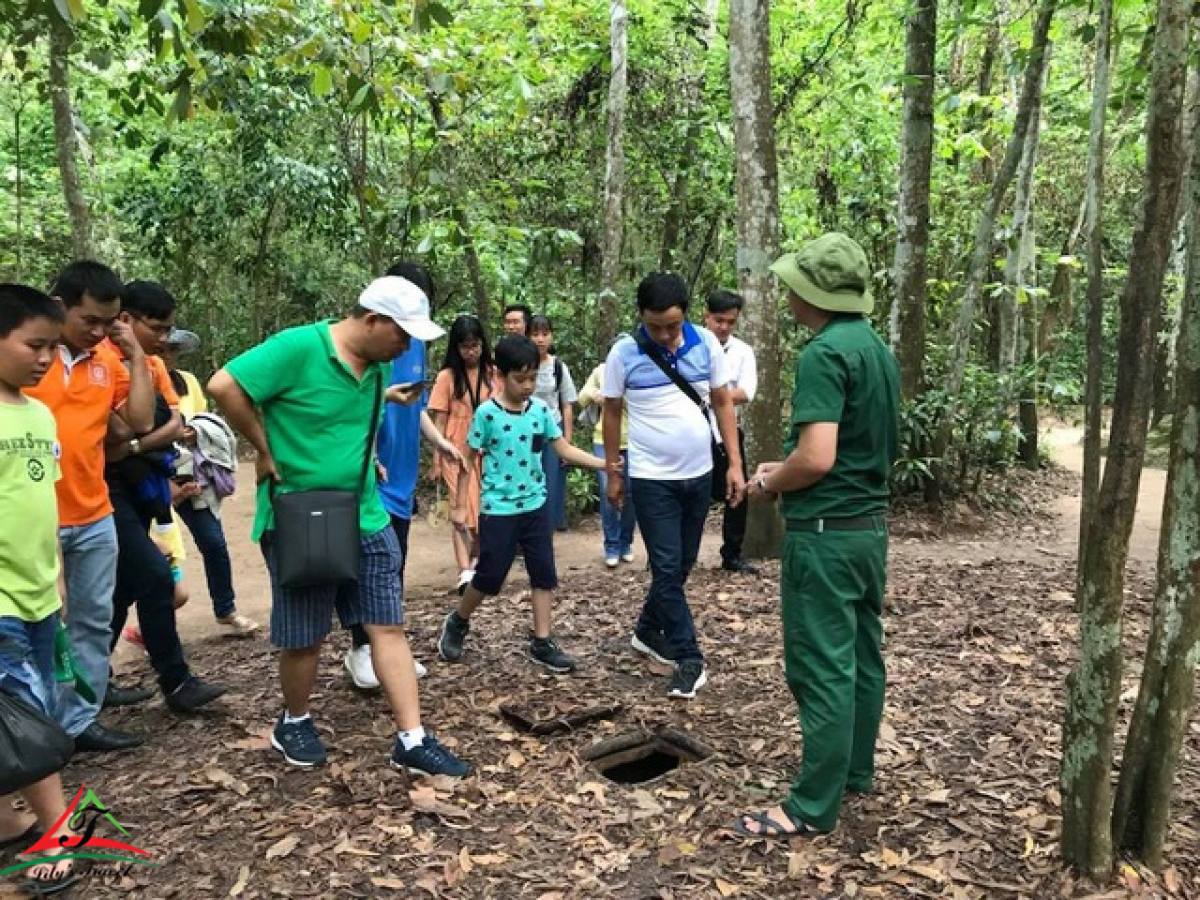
[668,659,708,699]
[529,636,577,674]
[438,610,470,662]
[391,734,472,778]
[271,714,328,767]
[631,629,673,665]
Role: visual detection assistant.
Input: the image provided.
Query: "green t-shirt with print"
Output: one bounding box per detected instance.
[781,315,900,521]
[468,397,562,516]
[223,322,389,541]
[0,398,62,622]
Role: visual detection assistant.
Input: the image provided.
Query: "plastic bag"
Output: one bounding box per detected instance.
[0,689,74,794]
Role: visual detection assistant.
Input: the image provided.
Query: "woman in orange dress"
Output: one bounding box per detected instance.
[428,314,494,592]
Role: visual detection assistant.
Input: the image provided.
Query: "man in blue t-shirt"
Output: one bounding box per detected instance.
[344,263,463,690]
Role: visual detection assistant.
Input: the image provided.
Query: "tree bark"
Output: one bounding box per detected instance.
[1061,0,1190,878]
[889,0,937,401]
[999,65,1046,378]
[48,17,93,259]
[1111,53,1200,869]
[729,0,783,559]
[931,0,1056,498]
[597,0,628,358]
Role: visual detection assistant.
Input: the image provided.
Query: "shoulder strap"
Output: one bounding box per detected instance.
[635,329,706,411]
[553,357,563,398]
[358,369,384,495]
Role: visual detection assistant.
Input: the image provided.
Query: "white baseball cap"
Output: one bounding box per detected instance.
[358,277,445,342]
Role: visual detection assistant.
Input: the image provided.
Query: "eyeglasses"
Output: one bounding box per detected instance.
[130,314,173,337]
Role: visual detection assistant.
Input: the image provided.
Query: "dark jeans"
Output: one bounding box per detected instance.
[630,473,711,662]
[350,514,411,649]
[108,481,191,694]
[176,502,236,620]
[719,427,749,563]
[541,443,568,531]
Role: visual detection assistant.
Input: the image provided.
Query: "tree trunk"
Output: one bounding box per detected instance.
[48,18,93,259]
[889,0,937,401]
[1061,0,1190,878]
[1111,54,1200,869]
[931,0,1056,498]
[1079,0,1116,554]
[999,65,1046,378]
[729,0,783,559]
[597,0,628,358]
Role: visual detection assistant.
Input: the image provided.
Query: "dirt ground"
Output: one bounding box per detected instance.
[10,428,1197,900]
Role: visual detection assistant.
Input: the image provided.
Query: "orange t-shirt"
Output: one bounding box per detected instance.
[25,342,130,526]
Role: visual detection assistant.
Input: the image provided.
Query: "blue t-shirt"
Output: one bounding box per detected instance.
[376,339,425,519]
[468,397,562,516]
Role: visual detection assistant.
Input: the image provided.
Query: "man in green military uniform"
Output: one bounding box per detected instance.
[733,232,900,838]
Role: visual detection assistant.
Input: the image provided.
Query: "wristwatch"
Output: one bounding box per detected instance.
[753,474,769,493]
[129,438,142,455]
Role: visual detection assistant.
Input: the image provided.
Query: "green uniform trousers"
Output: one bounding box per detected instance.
[781,523,888,831]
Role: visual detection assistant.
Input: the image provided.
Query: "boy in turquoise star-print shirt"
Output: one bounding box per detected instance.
[439,336,609,674]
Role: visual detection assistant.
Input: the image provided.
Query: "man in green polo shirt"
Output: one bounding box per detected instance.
[209,277,471,778]
[733,233,900,838]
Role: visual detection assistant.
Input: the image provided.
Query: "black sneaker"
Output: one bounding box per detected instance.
[631,629,673,665]
[391,734,472,778]
[165,676,227,714]
[721,557,761,575]
[271,714,327,768]
[529,636,577,674]
[438,610,470,662]
[668,660,708,699]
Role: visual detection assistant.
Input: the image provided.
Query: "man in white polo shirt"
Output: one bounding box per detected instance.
[601,273,745,699]
[704,290,759,575]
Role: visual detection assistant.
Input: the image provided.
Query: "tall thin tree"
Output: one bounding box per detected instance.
[48,15,93,259]
[890,0,937,401]
[597,0,628,356]
[1061,0,1191,877]
[728,0,783,557]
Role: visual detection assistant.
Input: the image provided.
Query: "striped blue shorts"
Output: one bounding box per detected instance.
[261,526,404,649]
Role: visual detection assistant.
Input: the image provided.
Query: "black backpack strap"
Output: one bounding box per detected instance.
[634,329,706,411]
[358,368,384,496]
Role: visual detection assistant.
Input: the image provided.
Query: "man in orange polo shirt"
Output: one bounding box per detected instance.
[25,261,153,753]
[103,280,226,715]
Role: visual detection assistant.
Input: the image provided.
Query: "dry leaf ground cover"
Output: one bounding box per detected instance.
[13,471,1200,899]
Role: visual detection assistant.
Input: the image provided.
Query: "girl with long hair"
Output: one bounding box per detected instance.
[428,315,494,591]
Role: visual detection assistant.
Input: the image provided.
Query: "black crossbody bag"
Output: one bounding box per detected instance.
[270,370,383,588]
[634,330,728,500]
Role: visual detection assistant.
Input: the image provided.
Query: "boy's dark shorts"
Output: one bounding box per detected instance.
[472,503,558,596]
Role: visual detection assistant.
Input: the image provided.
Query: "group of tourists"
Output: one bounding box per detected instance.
[0,230,899,892]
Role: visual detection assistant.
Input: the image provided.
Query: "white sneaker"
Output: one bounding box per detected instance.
[605,555,619,568]
[620,551,635,563]
[344,645,380,690]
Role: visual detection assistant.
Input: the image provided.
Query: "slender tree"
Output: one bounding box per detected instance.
[1111,54,1200,869]
[1061,0,1191,877]
[597,0,628,356]
[48,16,93,259]
[728,0,783,558]
[889,0,937,401]
[931,0,1056,497]
[1078,0,1114,555]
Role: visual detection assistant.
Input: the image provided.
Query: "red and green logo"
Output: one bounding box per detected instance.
[0,784,158,885]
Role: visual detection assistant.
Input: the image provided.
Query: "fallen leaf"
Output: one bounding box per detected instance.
[459,847,473,874]
[372,875,407,890]
[228,866,249,897]
[715,877,738,897]
[265,834,300,860]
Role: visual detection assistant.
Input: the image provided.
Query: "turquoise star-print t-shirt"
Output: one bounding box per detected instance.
[468,397,563,516]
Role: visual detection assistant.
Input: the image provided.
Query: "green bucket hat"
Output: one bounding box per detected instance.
[770,232,873,314]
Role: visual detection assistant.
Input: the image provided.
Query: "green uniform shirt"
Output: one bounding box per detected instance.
[224,322,389,541]
[781,315,900,521]
[0,398,62,622]
[468,397,562,516]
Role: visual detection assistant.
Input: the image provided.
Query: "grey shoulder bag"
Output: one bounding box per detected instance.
[270,370,383,588]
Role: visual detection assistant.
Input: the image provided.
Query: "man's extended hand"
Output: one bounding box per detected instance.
[606,465,625,510]
[726,465,747,507]
[255,452,280,486]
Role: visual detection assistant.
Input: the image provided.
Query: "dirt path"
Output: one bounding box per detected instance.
[132,427,1167,660]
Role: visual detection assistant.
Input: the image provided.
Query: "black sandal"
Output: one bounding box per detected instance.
[730,809,821,839]
[0,821,41,852]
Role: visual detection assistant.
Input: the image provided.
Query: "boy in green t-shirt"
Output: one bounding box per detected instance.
[0,284,77,890]
[439,336,608,673]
